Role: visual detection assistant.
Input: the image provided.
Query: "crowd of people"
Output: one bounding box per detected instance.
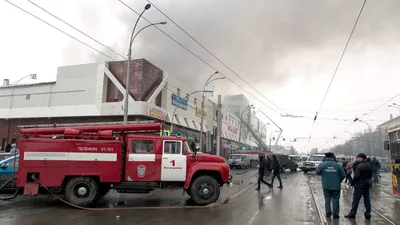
[255,152,381,221]
[316,152,381,221]
[255,155,283,191]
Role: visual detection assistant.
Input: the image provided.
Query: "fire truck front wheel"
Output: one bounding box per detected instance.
[190,175,220,206]
[65,177,100,207]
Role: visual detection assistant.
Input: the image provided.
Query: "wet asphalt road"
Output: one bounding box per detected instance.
[0,170,398,225]
[0,169,320,225]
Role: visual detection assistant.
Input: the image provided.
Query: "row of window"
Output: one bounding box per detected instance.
[223,115,239,127]
[132,140,183,155]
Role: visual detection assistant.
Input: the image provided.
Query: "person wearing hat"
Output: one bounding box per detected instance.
[345,153,373,220]
[316,152,346,219]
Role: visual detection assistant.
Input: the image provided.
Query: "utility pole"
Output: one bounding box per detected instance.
[216,95,222,156]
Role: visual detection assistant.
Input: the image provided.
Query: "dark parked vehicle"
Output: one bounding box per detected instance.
[276,155,298,172]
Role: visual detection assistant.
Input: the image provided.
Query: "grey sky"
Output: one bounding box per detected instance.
[1,0,400,152]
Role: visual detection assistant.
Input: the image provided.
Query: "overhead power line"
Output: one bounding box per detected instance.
[5,0,117,61]
[145,0,288,116]
[27,0,126,59]
[314,0,367,118]
[349,90,400,128]
[118,0,285,115]
[308,0,367,141]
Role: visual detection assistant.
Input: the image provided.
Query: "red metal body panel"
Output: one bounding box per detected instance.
[17,139,122,188]
[125,136,162,181]
[20,123,162,135]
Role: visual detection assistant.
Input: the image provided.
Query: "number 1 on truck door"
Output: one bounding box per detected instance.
[161,141,186,181]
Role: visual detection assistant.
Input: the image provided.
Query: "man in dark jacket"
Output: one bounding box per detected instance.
[345,153,373,220]
[255,155,272,191]
[316,152,346,219]
[371,156,380,184]
[270,155,283,188]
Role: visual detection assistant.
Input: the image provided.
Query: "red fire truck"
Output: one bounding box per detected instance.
[14,121,232,207]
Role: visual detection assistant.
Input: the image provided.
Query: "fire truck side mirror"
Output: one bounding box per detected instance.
[383,141,389,151]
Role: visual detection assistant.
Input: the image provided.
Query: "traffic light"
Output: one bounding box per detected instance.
[242,146,246,150]
[294,138,297,142]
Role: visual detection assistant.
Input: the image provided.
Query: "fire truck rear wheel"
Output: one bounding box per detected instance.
[190,175,220,206]
[65,177,99,207]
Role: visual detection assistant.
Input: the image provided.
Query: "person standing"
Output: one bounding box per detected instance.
[316,152,346,219]
[371,156,380,184]
[345,153,373,220]
[255,155,272,191]
[345,159,353,185]
[270,155,283,189]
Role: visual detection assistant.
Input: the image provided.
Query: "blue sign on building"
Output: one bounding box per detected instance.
[171,93,188,110]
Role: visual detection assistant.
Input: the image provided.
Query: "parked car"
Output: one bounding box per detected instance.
[276,155,298,172]
[300,154,325,173]
[0,155,19,191]
[228,154,251,169]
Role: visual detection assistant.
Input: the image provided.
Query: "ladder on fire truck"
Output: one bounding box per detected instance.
[17,120,159,129]
[240,118,271,153]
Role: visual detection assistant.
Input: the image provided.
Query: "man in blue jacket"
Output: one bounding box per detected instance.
[316,152,346,219]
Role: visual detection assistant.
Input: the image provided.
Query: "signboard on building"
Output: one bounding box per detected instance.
[171,93,188,110]
[228,125,238,134]
[196,106,207,118]
[148,105,168,121]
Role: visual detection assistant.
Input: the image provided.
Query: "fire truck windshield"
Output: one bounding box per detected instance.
[184,141,192,153]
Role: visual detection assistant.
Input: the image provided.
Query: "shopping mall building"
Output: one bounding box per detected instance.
[0,59,268,158]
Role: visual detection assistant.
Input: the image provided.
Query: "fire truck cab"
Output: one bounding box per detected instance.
[16,121,232,207]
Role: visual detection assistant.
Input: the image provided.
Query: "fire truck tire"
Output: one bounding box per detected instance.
[190,175,220,206]
[65,177,99,207]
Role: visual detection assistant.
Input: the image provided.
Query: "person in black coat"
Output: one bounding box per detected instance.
[255,155,272,191]
[345,153,373,220]
[271,155,283,188]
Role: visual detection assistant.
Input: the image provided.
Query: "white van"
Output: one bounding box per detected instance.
[228,154,251,169]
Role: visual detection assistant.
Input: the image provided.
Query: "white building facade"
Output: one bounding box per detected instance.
[0,59,263,156]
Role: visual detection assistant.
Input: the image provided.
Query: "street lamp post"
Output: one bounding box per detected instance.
[358,119,373,156]
[388,103,400,116]
[123,4,167,124]
[9,73,37,109]
[261,123,270,146]
[333,136,344,145]
[198,71,224,153]
[170,90,212,133]
[269,130,278,150]
[238,105,254,149]
[256,110,283,148]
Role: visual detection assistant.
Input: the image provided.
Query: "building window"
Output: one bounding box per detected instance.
[177,88,181,96]
[131,140,153,153]
[26,94,30,100]
[164,141,181,154]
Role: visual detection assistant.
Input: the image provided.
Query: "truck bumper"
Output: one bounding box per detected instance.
[227,174,233,187]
